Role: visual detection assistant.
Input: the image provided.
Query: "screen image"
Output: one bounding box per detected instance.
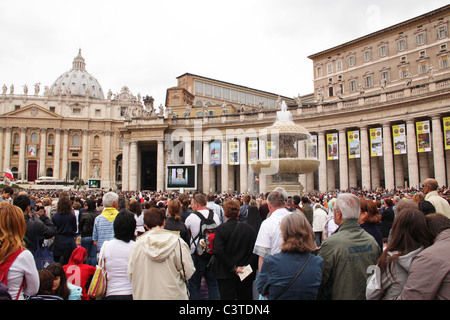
[88,179,101,189]
[166,165,197,189]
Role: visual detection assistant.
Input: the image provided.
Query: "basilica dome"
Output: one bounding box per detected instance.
[48,49,105,99]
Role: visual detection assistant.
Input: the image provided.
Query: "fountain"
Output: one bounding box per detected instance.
[250,101,320,196]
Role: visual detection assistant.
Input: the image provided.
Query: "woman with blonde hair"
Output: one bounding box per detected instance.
[255,212,323,300]
[0,202,39,299]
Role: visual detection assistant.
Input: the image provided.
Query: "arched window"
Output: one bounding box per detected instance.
[73,134,80,146]
[13,133,19,144]
[46,168,53,177]
[31,133,38,143]
[48,134,54,145]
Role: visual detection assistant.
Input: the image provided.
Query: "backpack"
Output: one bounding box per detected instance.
[0,247,26,300]
[192,210,218,257]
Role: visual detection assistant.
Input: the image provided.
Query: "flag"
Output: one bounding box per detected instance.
[4,168,14,180]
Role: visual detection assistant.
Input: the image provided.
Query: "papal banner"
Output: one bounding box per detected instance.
[392,124,407,155]
[248,140,258,163]
[229,141,239,165]
[347,130,360,159]
[210,142,221,166]
[370,127,383,157]
[416,120,431,153]
[306,134,317,159]
[443,117,450,150]
[327,133,338,160]
[267,141,275,159]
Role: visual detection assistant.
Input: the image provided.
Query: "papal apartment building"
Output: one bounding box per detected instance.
[1,4,450,193]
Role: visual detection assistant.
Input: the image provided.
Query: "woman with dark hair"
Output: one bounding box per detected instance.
[78,199,100,266]
[245,204,262,235]
[164,199,190,245]
[179,193,192,223]
[100,211,136,300]
[381,198,395,243]
[46,262,81,300]
[255,212,323,300]
[366,208,434,300]
[213,199,258,300]
[51,196,77,265]
[27,270,63,300]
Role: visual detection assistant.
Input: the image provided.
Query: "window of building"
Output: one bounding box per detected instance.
[418,62,428,74]
[439,55,449,69]
[316,66,322,77]
[364,75,373,87]
[15,105,20,110]
[72,108,81,115]
[397,39,407,52]
[380,70,390,83]
[120,107,127,116]
[336,59,343,71]
[328,86,334,97]
[379,45,388,57]
[348,55,356,67]
[31,133,38,143]
[194,81,203,94]
[416,32,426,46]
[73,134,80,146]
[419,50,426,58]
[440,44,448,52]
[49,106,56,113]
[95,109,101,117]
[214,86,221,98]
[204,84,212,96]
[363,50,372,62]
[399,66,409,79]
[349,80,357,92]
[48,134,54,145]
[436,24,448,39]
[327,62,333,74]
[231,90,238,102]
[222,88,230,100]
[13,133,19,144]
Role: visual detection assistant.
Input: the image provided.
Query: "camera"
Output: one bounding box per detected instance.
[34,205,45,211]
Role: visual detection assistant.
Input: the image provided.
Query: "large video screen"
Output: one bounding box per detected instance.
[166,165,197,190]
[88,179,101,189]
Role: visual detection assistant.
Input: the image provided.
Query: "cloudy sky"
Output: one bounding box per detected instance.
[1,0,449,106]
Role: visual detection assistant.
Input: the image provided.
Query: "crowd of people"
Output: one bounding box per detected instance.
[0,178,449,300]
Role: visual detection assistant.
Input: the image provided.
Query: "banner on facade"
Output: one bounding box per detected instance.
[210,142,220,166]
[229,141,239,165]
[392,124,407,155]
[416,120,431,153]
[248,140,258,163]
[327,133,338,160]
[306,134,317,159]
[28,144,37,157]
[266,141,275,159]
[347,130,360,159]
[370,127,383,157]
[444,117,450,150]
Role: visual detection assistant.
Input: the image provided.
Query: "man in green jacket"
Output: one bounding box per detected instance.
[318,193,381,300]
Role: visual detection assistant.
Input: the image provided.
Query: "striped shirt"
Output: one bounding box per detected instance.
[92,214,116,253]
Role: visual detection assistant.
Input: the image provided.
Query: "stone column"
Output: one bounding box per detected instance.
[348,158,357,188]
[394,155,405,188]
[62,130,69,180]
[360,126,371,189]
[371,156,380,189]
[39,128,47,177]
[129,141,138,191]
[185,140,191,164]
[0,128,4,173]
[157,140,164,192]
[18,128,26,180]
[239,137,248,193]
[406,119,419,188]
[203,140,210,193]
[298,140,307,192]
[338,129,348,191]
[122,141,129,191]
[432,116,446,186]
[382,123,395,190]
[221,139,229,193]
[54,129,61,179]
[102,130,112,184]
[318,131,327,192]
[258,136,268,194]
[81,130,89,180]
[3,127,12,171]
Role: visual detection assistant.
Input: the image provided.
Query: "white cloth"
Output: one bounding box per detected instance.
[101,239,134,297]
[313,207,328,232]
[7,250,39,300]
[185,209,221,254]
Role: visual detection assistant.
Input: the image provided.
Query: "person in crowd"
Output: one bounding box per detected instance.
[93,192,119,253]
[396,213,450,300]
[418,199,436,215]
[245,204,262,235]
[51,195,77,265]
[27,270,63,300]
[312,203,328,247]
[128,207,195,300]
[253,190,292,272]
[128,198,145,236]
[359,198,383,250]
[259,192,270,221]
[423,178,450,218]
[323,198,338,241]
[0,186,14,203]
[290,195,302,212]
[301,196,313,226]
[100,211,136,300]
[165,199,190,245]
[0,202,39,300]
[78,199,100,266]
[213,199,257,300]
[63,247,96,300]
[366,208,434,300]
[207,193,225,224]
[239,194,251,222]
[13,194,55,254]
[318,193,381,300]
[179,193,192,223]
[185,193,221,300]
[255,212,322,300]
[46,262,82,300]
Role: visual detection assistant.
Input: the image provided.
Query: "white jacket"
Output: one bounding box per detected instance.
[425,191,450,219]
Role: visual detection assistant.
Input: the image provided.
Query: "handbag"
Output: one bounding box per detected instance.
[273,253,311,300]
[87,243,107,299]
[33,222,54,270]
[178,239,190,298]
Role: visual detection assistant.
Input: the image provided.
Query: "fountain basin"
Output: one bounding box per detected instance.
[250,158,320,174]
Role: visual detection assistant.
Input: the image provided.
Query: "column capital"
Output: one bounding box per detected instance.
[431,115,441,121]
[381,122,391,128]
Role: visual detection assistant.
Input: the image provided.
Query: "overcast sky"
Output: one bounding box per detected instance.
[1,0,449,106]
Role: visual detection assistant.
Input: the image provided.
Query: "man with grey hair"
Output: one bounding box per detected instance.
[317,193,381,300]
[253,189,292,271]
[93,192,119,253]
[423,178,450,219]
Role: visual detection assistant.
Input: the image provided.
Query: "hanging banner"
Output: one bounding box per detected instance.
[370,127,383,157]
[392,124,407,155]
[266,141,275,159]
[306,134,317,159]
[327,133,338,160]
[210,142,221,166]
[347,130,360,159]
[443,117,450,150]
[416,120,431,153]
[229,141,239,165]
[248,140,258,163]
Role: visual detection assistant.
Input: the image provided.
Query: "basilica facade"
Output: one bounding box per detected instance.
[1,5,450,194]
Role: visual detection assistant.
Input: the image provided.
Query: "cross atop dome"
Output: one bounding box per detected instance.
[72,49,86,71]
